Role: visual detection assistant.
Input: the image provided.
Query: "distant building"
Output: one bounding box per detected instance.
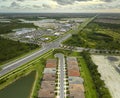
[54,32,60,36]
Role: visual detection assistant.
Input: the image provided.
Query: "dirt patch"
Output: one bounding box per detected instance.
[91,55,120,98]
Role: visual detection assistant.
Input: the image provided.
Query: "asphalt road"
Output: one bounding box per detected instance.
[0,16,94,77]
[60,45,120,54]
[0,34,71,77]
[55,53,65,98]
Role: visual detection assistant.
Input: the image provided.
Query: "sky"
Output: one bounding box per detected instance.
[0,0,120,13]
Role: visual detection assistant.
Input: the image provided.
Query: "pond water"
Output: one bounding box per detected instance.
[0,71,36,98]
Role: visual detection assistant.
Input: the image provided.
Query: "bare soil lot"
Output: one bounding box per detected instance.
[94,19,120,24]
[91,55,120,98]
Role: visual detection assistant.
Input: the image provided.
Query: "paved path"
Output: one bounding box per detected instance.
[55,53,66,98]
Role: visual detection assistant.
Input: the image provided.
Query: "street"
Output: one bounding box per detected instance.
[0,16,94,77]
[0,34,71,77]
[55,53,66,98]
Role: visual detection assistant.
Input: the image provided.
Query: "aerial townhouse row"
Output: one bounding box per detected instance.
[67,57,85,98]
[38,57,85,98]
[38,59,57,98]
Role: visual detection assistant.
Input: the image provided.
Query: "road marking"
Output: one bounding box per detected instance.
[3,48,46,70]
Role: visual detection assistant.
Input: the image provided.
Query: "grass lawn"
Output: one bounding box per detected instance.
[41,35,58,43]
[0,71,36,98]
[31,61,45,98]
[64,21,120,50]
[78,56,98,98]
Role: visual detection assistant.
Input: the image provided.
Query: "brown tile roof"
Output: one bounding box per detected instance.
[67,57,78,66]
[68,69,80,77]
[67,61,78,66]
[69,84,85,98]
[38,89,55,98]
[42,74,56,81]
[41,81,55,90]
[46,63,57,68]
[46,59,57,68]
[67,65,79,71]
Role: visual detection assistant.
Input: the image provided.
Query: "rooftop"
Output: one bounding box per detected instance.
[67,57,78,66]
[68,69,80,77]
[42,73,56,81]
[69,84,85,98]
[67,65,79,71]
[43,68,56,74]
[46,59,57,68]
[69,76,84,84]
[38,89,55,98]
[41,81,55,90]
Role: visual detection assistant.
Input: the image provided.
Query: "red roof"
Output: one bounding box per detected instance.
[68,70,80,77]
[45,59,57,68]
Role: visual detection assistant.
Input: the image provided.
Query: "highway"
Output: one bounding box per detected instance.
[0,34,71,77]
[55,53,65,98]
[0,16,95,77]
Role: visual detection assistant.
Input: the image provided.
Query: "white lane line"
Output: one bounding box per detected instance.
[3,48,46,70]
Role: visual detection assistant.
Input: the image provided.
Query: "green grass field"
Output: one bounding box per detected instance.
[78,56,97,98]
[64,22,120,50]
[0,71,36,98]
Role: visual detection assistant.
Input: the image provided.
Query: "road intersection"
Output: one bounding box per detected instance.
[0,34,71,76]
[0,17,95,77]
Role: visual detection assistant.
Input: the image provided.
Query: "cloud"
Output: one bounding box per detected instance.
[0,1,20,9]
[101,0,113,2]
[0,0,119,12]
[32,4,52,9]
[77,0,120,10]
[0,0,6,1]
[16,0,25,2]
[53,0,91,5]
[11,2,20,7]
[54,0,116,5]
[32,5,42,8]
[42,4,51,8]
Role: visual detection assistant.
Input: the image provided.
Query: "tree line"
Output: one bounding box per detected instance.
[81,51,111,98]
[0,22,38,34]
[0,37,39,64]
